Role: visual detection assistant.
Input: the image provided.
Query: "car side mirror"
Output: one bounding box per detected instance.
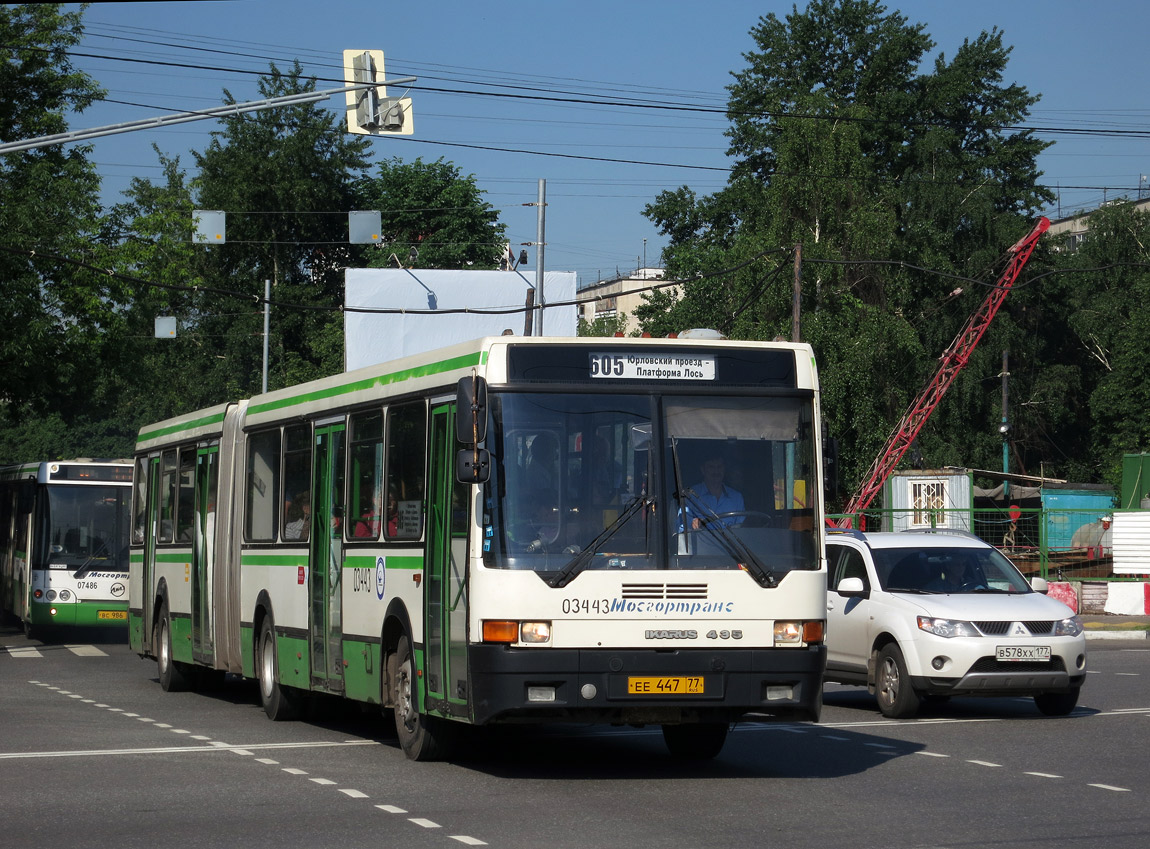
[1030,577,1048,594]
[836,576,867,597]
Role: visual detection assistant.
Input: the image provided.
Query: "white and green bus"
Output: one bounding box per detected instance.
[130,334,828,760]
[1,460,132,638]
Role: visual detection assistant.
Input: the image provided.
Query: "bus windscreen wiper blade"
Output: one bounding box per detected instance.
[683,491,777,588]
[547,496,649,589]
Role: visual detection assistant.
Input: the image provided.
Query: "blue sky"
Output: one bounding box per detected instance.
[64,0,1149,286]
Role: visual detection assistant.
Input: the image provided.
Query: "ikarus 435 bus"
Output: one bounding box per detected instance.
[130,334,828,760]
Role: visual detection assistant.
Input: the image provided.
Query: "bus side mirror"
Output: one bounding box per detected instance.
[457,448,490,484]
[823,435,839,498]
[456,376,487,444]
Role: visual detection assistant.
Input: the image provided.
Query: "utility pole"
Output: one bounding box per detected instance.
[792,244,802,342]
[535,179,546,335]
[1000,350,1010,499]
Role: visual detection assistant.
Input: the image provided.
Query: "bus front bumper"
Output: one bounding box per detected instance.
[466,644,826,726]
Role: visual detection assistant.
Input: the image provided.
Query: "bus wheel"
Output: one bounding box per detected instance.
[156,602,190,692]
[390,634,447,761]
[661,722,729,760]
[258,614,300,721]
[22,618,36,641]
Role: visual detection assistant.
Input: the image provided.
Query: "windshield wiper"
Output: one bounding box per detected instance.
[681,490,777,588]
[547,495,650,589]
[73,543,111,578]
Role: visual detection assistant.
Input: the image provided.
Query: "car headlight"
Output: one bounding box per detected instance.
[1055,616,1084,637]
[917,616,980,638]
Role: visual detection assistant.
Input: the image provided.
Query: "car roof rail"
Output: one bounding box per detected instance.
[900,527,980,540]
[827,527,867,540]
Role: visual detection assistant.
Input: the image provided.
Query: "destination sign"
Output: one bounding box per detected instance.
[589,353,716,381]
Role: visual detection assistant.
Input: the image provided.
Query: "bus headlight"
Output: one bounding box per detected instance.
[482,620,552,645]
[520,621,552,644]
[46,590,57,601]
[774,621,824,645]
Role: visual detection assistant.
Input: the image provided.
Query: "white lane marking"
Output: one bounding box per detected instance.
[310,778,336,785]
[283,768,308,775]
[339,789,368,798]
[231,749,254,756]
[967,760,1002,767]
[171,730,191,735]
[450,837,488,846]
[376,805,407,814]
[256,758,279,765]
[136,717,155,723]
[0,742,377,761]
[66,645,108,657]
[1089,784,1131,792]
[1025,772,1063,778]
[154,723,172,729]
[68,694,84,699]
[409,818,441,829]
[915,752,950,758]
[11,649,47,658]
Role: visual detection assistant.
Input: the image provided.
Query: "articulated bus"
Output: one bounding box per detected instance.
[0,460,132,638]
[130,334,828,760]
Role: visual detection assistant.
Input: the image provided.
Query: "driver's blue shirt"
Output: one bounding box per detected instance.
[678,483,745,531]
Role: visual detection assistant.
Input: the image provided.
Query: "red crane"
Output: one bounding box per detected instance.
[837,216,1051,528]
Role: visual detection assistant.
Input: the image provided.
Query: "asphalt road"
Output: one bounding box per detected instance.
[2,624,1148,849]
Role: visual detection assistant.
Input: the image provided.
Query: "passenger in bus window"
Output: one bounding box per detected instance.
[355,493,382,538]
[284,492,310,541]
[524,432,559,494]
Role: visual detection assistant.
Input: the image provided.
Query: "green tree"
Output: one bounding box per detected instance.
[0,4,106,423]
[643,0,1053,500]
[354,156,505,270]
[192,61,373,394]
[1060,202,1150,484]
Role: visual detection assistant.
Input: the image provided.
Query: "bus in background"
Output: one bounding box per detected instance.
[130,334,828,761]
[0,460,132,638]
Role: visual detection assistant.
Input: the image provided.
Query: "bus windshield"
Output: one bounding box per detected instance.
[35,485,130,571]
[482,391,819,579]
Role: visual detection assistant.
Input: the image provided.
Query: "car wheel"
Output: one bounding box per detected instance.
[661,722,729,760]
[1034,688,1079,717]
[875,643,919,718]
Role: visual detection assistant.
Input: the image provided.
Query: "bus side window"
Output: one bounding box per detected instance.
[159,449,177,544]
[176,448,196,541]
[246,429,282,542]
[386,401,426,540]
[132,456,149,545]
[349,410,384,541]
[282,424,311,542]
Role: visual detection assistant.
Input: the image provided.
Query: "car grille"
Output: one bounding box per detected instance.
[968,656,1067,674]
[973,620,1055,636]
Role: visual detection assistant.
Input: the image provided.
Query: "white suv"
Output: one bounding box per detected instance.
[825,529,1087,718]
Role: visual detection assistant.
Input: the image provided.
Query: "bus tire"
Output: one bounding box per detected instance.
[661,722,729,760]
[389,634,447,761]
[258,614,301,721]
[156,602,191,692]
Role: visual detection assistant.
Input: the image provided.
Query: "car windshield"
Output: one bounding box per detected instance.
[873,544,1032,594]
[481,391,819,579]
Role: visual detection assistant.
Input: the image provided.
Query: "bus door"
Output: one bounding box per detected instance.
[425,403,471,718]
[139,456,161,652]
[309,421,346,692]
[191,445,218,662]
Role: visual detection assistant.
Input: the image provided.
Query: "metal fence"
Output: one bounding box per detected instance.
[829,506,1132,581]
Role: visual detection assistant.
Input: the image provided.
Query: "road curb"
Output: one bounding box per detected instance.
[1084,630,1148,640]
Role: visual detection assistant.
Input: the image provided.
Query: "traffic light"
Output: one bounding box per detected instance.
[343,50,414,136]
